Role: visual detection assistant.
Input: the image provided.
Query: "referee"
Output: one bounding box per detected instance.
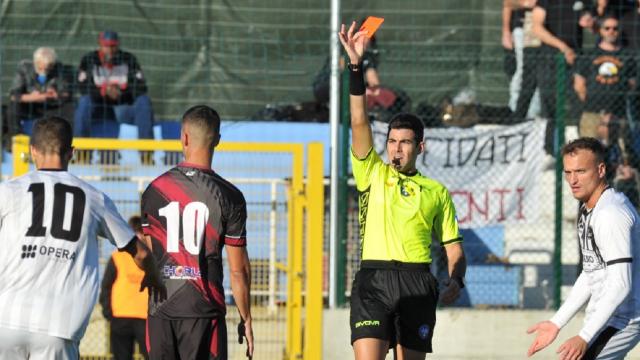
[339,22,467,360]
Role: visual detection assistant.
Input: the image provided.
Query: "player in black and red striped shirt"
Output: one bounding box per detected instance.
[141,105,253,360]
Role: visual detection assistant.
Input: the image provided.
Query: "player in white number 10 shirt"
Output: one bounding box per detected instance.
[0,116,165,360]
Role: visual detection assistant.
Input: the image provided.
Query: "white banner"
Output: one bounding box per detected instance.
[372,120,546,227]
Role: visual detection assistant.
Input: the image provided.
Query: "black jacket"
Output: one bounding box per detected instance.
[77,49,147,105]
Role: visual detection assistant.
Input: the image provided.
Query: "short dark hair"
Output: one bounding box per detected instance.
[30,116,72,155]
[597,13,619,29]
[181,105,221,144]
[561,137,606,164]
[128,215,142,233]
[387,113,424,143]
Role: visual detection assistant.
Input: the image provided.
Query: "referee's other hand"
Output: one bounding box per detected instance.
[439,279,461,305]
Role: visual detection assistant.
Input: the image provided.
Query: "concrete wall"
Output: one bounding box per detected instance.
[323,309,640,359]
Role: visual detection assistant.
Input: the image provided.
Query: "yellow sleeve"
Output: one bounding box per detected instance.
[435,187,462,245]
[350,147,383,191]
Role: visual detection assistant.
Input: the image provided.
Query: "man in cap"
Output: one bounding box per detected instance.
[74,30,154,144]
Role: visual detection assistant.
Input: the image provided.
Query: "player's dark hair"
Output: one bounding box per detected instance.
[181,105,221,146]
[387,113,424,143]
[30,116,72,155]
[561,137,606,164]
[128,215,142,233]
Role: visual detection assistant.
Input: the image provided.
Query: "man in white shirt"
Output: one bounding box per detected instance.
[0,116,165,359]
[527,137,640,359]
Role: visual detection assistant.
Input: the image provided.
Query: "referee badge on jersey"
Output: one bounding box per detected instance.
[399,178,419,197]
[418,324,430,340]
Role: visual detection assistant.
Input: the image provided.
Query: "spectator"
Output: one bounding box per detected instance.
[598,114,625,178]
[74,31,154,140]
[312,28,382,107]
[99,215,149,360]
[574,14,636,138]
[593,1,636,42]
[532,0,594,154]
[504,0,541,120]
[509,0,543,122]
[312,20,409,122]
[597,115,640,207]
[6,47,73,150]
[618,0,640,49]
[615,157,640,209]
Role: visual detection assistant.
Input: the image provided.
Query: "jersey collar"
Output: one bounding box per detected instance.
[178,162,214,173]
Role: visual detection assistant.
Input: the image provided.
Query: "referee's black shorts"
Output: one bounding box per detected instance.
[350,260,439,353]
[147,314,227,360]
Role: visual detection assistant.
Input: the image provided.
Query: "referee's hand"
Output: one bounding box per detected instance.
[439,279,461,305]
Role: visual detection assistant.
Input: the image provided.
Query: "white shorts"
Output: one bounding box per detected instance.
[0,327,78,360]
[586,323,640,360]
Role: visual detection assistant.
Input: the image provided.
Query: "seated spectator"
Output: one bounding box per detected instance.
[312,22,409,122]
[615,158,640,209]
[595,115,640,208]
[6,47,73,150]
[74,31,154,140]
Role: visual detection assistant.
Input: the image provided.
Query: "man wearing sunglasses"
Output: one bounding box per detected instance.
[574,14,637,140]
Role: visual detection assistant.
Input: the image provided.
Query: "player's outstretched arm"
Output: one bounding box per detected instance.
[338,21,373,159]
[121,237,167,302]
[526,320,560,357]
[228,245,254,358]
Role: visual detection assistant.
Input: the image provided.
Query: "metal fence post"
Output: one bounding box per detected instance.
[336,61,350,306]
[553,52,567,310]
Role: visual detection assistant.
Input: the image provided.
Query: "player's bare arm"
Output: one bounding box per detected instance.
[338,21,373,159]
[440,242,466,305]
[228,245,254,358]
[121,237,166,302]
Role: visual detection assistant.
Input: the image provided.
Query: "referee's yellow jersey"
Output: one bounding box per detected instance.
[351,147,462,263]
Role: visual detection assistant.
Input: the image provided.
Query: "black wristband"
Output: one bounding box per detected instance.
[349,63,365,96]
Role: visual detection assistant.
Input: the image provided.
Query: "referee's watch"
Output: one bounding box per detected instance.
[452,276,465,289]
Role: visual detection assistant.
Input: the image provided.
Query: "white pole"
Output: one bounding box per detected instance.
[328,0,341,308]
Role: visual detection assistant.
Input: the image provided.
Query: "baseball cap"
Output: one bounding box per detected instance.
[99,30,119,45]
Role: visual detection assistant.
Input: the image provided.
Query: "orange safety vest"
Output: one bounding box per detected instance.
[110,251,148,319]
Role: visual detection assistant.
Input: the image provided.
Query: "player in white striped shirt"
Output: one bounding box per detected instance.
[527,138,640,360]
[0,116,165,359]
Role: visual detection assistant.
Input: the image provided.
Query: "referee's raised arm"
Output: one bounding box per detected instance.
[338,21,373,159]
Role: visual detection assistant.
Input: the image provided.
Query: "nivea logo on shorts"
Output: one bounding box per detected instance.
[418,324,430,340]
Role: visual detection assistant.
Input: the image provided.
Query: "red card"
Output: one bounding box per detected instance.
[360,16,384,38]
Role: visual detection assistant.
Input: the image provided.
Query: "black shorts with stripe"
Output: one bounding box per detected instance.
[147,315,227,360]
[350,260,439,352]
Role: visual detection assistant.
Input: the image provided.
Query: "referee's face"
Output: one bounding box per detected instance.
[387,128,424,173]
[563,149,606,204]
